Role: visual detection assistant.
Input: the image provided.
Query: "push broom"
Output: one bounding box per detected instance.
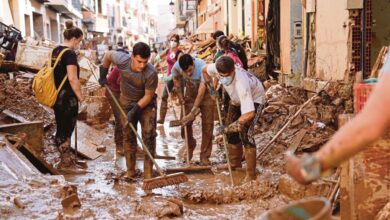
[88,62,188,190]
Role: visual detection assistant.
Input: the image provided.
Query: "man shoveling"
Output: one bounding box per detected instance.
[202,56,265,183]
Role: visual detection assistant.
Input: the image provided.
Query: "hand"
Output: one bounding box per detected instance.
[99,66,109,86]
[181,107,200,126]
[205,82,219,99]
[155,54,161,63]
[127,103,141,123]
[213,125,227,137]
[286,152,321,185]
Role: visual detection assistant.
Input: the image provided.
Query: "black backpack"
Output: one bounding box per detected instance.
[230,42,248,70]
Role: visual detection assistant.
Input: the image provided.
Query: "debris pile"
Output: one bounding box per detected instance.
[256,82,353,172]
[0,73,54,128]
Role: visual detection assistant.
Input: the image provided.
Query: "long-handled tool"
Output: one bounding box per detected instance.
[88,62,188,190]
[165,83,178,120]
[165,89,212,173]
[216,98,234,186]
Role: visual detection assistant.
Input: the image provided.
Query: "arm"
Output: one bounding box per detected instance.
[67,65,83,102]
[287,74,390,184]
[202,65,212,83]
[193,83,206,108]
[238,111,255,124]
[102,51,114,68]
[316,75,390,170]
[137,89,155,109]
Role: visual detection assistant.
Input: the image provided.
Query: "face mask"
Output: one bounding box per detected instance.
[170,41,178,48]
[219,75,233,86]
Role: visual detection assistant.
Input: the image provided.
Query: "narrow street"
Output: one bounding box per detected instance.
[1,0,390,219]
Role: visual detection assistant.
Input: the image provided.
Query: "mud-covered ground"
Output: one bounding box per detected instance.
[0,73,346,219]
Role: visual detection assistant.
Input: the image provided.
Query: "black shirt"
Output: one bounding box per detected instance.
[51,46,80,95]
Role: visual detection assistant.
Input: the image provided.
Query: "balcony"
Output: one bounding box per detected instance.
[86,16,109,33]
[81,11,96,24]
[45,0,82,18]
[80,0,94,12]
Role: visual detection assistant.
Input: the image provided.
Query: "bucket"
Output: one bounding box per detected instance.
[258,197,331,220]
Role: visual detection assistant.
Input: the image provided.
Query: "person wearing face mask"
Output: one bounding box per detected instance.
[202,56,265,183]
[99,42,158,179]
[171,54,215,165]
[157,34,183,124]
[52,21,84,169]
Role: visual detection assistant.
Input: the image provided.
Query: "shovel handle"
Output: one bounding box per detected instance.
[215,98,235,186]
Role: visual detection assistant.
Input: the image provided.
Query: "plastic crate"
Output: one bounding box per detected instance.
[354,83,375,113]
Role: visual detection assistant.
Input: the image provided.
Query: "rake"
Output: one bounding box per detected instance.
[88,62,188,190]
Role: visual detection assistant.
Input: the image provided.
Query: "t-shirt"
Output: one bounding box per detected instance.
[206,64,265,114]
[52,46,79,96]
[166,49,182,76]
[109,51,158,102]
[171,57,205,83]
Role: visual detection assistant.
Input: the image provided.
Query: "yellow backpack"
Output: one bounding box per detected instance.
[32,48,70,108]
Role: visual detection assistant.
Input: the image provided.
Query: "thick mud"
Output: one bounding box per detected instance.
[0,73,344,219]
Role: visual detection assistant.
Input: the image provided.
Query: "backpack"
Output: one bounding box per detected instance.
[32,48,70,108]
[230,42,248,70]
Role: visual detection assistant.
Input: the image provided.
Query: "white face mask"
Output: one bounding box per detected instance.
[170,41,178,48]
[219,75,233,86]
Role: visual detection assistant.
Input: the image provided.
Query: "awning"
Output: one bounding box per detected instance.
[195,19,214,35]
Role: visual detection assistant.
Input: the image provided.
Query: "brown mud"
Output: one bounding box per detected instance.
[0,73,344,219]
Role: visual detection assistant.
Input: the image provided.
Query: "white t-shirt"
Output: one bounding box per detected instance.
[206,64,265,114]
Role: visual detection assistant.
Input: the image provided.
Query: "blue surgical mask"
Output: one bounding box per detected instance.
[219,75,233,86]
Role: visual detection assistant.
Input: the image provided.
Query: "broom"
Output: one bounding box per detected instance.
[88,62,188,190]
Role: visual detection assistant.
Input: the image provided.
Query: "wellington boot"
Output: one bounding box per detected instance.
[125,153,137,177]
[200,157,211,166]
[229,144,243,169]
[242,148,257,183]
[144,158,154,179]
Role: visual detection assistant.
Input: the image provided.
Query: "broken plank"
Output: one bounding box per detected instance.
[287,129,308,154]
[2,109,29,123]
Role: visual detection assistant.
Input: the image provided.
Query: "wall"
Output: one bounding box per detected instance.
[228,0,238,34]
[371,0,390,66]
[315,0,349,81]
[279,0,291,74]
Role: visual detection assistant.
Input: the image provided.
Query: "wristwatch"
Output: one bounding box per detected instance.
[299,153,322,182]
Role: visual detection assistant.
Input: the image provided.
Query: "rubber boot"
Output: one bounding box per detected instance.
[157,101,168,124]
[57,138,76,169]
[125,152,137,177]
[242,147,257,183]
[144,157,154,179]
[229,144,243,169]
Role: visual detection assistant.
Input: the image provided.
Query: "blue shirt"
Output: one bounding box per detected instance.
[171,58,205,82]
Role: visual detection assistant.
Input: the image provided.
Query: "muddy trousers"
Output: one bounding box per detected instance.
[158,80,174,123]
[105,90,123,153]
[181,93,215,162]
[225,103,262,181]
[120,95,157,178]
[53,90,78,146]
[53,90,78,167]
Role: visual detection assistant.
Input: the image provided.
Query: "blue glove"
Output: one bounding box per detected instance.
[99,66,109,86]
[161,75,172,83]
[127,103,141,123]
